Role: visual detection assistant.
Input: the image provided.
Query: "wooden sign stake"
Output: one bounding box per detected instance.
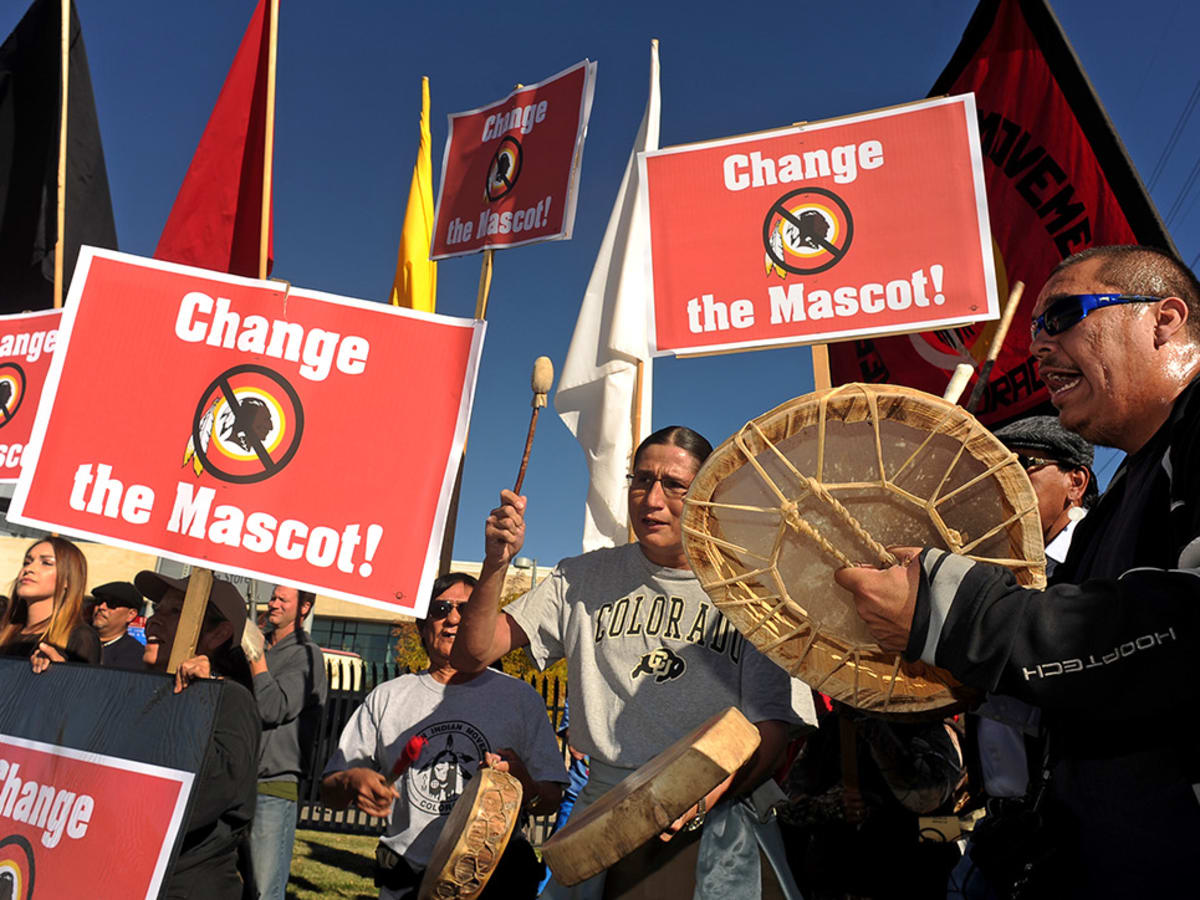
[167,567,214,674]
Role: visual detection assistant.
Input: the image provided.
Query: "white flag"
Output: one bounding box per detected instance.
[554,41,660,552]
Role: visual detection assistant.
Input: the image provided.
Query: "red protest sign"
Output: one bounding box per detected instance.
[0,311,61,483]
[0,735,191,899]
[431,60,597,260]
[641,95,997,356]
[9,249,484,617]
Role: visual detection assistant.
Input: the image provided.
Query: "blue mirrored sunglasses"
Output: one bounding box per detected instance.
[1030,293,1160,342]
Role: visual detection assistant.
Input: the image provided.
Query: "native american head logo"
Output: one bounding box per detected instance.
[183,365,304,484]
[485,136,523,202]
[631,646,686,684]
[763,187,854,278]
[0,835,35,900]
[0,363,26,430]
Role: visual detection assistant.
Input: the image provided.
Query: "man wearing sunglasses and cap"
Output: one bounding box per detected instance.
[91,580,146,670]
[838,245,1200,896]
[321,573,565,899]
[992,416,1098,578]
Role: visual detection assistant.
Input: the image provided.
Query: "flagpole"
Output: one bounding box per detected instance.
[258,0,280,280]
[53,0,70,309]
[627,357,646,542]
[475,249,494,318]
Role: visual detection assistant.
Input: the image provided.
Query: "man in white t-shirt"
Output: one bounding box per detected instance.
[321,573,566,899]
[453,425,815,898]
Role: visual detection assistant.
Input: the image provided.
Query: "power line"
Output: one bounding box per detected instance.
[1164,152,1200,226]
[1148,76,1200,191]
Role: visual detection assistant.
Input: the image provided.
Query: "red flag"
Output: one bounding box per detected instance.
[829,0,1175,425]
[154,0,273,278]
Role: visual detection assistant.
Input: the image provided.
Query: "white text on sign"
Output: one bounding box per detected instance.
[481,100,549,141]
[0,757,93,849]
[68,464,385,577]
[685,265,947,334]
[723,140,885,191]
[174,292,370,382]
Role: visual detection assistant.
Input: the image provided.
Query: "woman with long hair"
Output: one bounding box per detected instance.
[0,535,99,666]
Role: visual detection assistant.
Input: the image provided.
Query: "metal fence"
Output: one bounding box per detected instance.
[299,661,569,846]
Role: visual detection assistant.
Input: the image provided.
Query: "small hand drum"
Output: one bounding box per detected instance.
[683,383,1045,715]
[418,767,523,900]
[541,706,760,886]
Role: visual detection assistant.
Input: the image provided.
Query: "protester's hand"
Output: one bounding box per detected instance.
[173,655,214,693]
[483,748,533,788]
[484,490,526,566]
[341,768,399,817]
[834,548,923,652]
[30,642,65,675]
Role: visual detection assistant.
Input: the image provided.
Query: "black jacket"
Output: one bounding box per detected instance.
[907,377,1200,896]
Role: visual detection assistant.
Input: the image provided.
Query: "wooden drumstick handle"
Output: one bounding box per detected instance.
[514,357,554,494]
[964,281,1025,413]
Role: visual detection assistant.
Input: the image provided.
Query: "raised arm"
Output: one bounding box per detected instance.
[451,489,530,673]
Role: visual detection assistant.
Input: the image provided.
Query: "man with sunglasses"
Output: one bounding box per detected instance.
[453,426,814,898]
[993,416,1097,579]
[321,573,565,900]
[839,245,1200,895]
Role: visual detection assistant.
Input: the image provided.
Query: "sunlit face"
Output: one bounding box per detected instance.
[142,588,229,671]
[1031,258,1160,448]
[1010,446,1084,541]
[16,541,57,604]
[92,600,136,640]
[627,443,701,569]
[267,586,302,631]
[419,581,470,666]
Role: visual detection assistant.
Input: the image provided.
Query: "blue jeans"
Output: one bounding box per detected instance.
[249,793,297,900]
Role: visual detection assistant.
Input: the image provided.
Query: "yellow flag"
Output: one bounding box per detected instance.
[390,76,437,311]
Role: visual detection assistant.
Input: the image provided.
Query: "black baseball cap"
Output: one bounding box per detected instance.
[134,571,247,634]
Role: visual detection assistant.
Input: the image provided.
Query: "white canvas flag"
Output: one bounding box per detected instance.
[554,41,660,551]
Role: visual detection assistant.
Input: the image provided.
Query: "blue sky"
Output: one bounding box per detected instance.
[11,0,1200,572]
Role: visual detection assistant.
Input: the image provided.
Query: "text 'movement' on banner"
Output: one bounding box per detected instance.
[8,249,486,618]
[431,60,597,260]
[640,94,998,357]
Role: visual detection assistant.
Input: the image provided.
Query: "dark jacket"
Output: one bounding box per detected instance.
[100,632,145,670]
[166,679,261,900]
[907,377,1200,896]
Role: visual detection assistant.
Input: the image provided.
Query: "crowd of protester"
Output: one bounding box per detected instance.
[8,245,1199,898]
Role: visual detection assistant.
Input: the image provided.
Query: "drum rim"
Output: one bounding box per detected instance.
[683,383,1045,716]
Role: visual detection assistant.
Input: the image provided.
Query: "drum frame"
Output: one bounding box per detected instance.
[684,383,1045,714]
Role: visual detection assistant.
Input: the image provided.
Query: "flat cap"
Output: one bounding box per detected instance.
[993,415,1093,469]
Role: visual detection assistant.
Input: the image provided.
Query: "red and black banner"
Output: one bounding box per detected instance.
[829,0,1176,425]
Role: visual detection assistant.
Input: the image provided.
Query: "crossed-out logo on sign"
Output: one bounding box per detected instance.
[631,647,686,684]
[405,722,490,816]
[183,364,304,484]
[763,187,854,278]
[0,834,34,900]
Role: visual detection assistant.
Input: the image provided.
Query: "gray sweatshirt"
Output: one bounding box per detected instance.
[254,630,327,784]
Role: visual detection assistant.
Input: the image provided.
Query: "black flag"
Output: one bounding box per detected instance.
[0,0,117,310]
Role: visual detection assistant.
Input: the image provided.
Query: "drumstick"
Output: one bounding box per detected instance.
[514,356,554,494]
[942,363,974,405]
[386,735,428,786]
[963,281,1025,414]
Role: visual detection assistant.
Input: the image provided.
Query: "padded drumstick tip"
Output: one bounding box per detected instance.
[531,356,554,408]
